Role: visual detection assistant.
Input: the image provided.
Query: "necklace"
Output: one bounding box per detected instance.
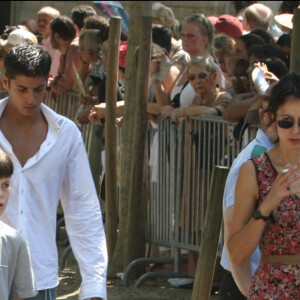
[193,89,217,106]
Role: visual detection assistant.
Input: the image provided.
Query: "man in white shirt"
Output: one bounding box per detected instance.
[220,101,278,299]
[0,43,107,300]
[37,6,61,77]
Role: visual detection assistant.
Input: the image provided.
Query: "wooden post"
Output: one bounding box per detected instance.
[191,166,229,300]
[290,7,300,73]
[105,16,121,261]
[108,3,139,277]
[124,1,152,276]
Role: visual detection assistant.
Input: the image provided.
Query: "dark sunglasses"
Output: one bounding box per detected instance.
[187,72,210,81]
[277,119,300,129]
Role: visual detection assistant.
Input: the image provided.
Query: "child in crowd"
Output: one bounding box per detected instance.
[0,150,37,300]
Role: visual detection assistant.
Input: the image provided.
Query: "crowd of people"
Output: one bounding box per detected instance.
[0,1,299,300]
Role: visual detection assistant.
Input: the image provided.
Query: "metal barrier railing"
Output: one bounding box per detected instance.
[125,116,259,286]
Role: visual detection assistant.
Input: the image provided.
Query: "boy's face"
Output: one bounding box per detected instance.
[0,177,10,216]
[2,74,47,118]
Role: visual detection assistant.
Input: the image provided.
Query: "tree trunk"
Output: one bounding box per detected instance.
[108,3,140,277]
[290,7,300,73]
[124,1,152,278]
[105,16,122,261]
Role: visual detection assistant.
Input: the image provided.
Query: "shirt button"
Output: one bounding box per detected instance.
[20,210,23,214]
[20,230,22,234]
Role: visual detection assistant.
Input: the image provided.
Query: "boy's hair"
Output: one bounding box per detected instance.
[0,150,13,178]
[71,5,97,30]
[50,16,76,41]
[4,43,51,80]
[84,15,109,42]
[152,25,172,54]
[79,29,102,53]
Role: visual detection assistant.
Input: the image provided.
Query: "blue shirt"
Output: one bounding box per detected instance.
[220,129,275,274]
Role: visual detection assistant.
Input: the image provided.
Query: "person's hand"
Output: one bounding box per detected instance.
[160,105,174,118]
[76,109,90,124]
[88,104,105,124]
[80,94,98,105]
[171,108,184,123]
[260,164,300,216]
[116,117,123,128]
[253,62,279,84]
[150,59,160,77]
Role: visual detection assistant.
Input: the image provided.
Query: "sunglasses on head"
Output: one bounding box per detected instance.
[187,72,211,81]
[277,119,300,129]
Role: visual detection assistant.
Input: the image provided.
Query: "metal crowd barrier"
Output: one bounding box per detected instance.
[124,115,259,286]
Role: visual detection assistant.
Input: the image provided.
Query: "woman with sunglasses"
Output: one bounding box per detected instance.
[150,13,225,118]
[227,72,300,299]
[170,56,232,124]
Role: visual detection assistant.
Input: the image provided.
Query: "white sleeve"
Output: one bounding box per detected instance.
[60,130,108,300]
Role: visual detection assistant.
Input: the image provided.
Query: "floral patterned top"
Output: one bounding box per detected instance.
[248,153,300,299]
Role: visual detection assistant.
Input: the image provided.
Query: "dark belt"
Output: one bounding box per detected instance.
[261,255,300,264]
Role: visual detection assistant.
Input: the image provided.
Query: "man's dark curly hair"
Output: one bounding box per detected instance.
[4,43,51,80]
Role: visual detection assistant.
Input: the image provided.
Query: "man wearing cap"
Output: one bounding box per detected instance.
[1,28,37,52]
[210,15,243,39]
[37,6,61,77]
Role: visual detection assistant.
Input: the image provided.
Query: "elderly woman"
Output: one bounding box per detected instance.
[150,13,225,118]
[171,56,232,124]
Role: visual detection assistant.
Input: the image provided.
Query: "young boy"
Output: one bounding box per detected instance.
[0,150,37,299]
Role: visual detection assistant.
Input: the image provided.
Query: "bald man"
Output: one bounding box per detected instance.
[37,6,61,77]
[243,3,273,32]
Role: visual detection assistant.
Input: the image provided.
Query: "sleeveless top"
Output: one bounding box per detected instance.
[170,67,195,108]
[248,153,300,299]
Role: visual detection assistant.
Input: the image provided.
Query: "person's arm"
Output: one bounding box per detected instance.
[171,92,232,122]
[147,102,161,115]
[60,129,108,300]
[88,100,125,124]
[50,44,83,95]
[224,206,252,297]
[150,60,180,107]
[222,93,257,123]
[10,238,38,300]
[227,160,300,266]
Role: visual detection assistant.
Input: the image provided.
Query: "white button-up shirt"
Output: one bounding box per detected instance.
[0,98,108,300]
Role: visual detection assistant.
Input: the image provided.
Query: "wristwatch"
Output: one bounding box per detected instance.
[252,209,269,221]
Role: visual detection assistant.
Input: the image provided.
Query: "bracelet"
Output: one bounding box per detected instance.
[215,107,222,116]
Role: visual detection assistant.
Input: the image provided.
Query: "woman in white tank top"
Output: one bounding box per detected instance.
[150,13,225,119]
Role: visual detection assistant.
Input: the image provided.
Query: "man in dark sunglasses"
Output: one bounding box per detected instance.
[220,98,277,300]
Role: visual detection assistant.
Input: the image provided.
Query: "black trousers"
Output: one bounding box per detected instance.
[219,271,247,300]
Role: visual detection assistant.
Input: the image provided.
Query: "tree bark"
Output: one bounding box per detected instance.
[105,16,122,261]
[290,8,300,73]
[108,3,140,277]
[124,1,152,278]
